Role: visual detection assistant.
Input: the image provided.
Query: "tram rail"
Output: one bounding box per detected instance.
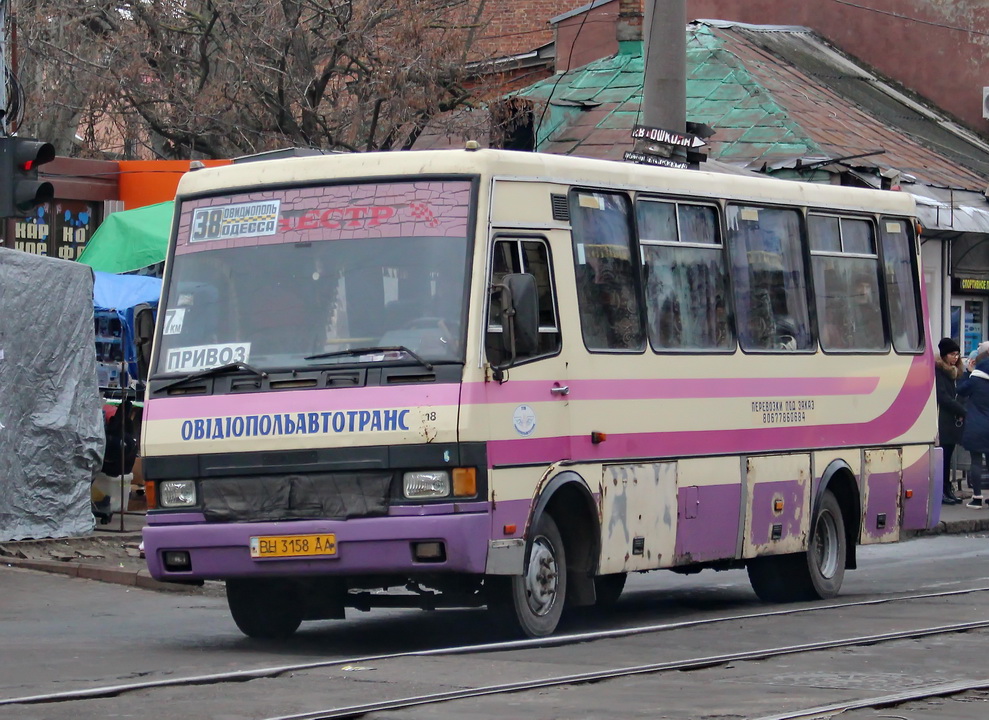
[4,585,989,715]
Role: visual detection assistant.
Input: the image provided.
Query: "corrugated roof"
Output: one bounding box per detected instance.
[714,21,989,188]
[508,22,989,192]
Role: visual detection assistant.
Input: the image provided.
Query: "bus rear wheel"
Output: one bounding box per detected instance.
[226,578,303,639]
[489,514,567,638]
[747,490,846,603]
[806,490,846,598]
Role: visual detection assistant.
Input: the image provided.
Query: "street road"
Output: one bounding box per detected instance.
[3,533,989,718]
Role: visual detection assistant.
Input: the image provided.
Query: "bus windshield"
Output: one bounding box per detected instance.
[152,180,473,375]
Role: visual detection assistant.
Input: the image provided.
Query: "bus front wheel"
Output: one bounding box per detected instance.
[226,578,303,639]
[489,514,567,637]
[747,490,846,602]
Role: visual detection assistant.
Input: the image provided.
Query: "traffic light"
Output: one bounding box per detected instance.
[0,137,55,218]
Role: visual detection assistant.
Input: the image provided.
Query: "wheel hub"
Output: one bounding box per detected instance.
[815,511,840,578]
[524,537,558,616]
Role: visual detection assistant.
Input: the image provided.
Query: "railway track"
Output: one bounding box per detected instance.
[255,621,989,720]
[750,680,989,720]
[5,586,989,719]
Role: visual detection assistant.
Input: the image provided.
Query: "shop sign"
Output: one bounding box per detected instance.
[954,276,989,293]
[12,203,51,255]
[54,200,98,261]
[11,200,96,259]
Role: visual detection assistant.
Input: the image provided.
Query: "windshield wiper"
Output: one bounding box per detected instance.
[305,346,433,371]
[157,361,269,392]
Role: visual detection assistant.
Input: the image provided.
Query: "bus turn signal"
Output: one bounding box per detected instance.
[453,467,476,497]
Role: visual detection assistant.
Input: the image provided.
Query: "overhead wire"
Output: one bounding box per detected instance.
[532,4,594,148]
[829,0,989,37]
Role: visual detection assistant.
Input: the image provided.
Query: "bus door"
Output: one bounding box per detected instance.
[480,234,569,528]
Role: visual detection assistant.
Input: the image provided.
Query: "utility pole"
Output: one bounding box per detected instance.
[642,0,686,136]
[623,0,709,169]
[0,0,8,131]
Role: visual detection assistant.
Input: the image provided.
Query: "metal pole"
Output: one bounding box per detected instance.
[117,387,127,532]
[0,0,8,132]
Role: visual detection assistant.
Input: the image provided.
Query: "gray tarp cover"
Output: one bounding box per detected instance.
[0,248,104,540]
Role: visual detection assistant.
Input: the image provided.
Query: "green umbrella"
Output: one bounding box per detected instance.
[78,201,174,273]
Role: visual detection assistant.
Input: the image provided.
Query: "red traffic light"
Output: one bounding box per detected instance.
[0,137,55,217]
[13,139,55,172]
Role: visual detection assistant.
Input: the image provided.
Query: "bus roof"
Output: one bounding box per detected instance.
[174,148,917,216]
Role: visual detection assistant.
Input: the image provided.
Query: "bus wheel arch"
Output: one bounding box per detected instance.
[818,460,860,572]
[747,462,859,603]
[488,471,599,637]
[531,471,600,608]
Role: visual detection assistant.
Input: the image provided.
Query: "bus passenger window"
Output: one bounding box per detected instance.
[570,191,645,352]
[810,215,885,352]
[486,238,560,364]
[880,218,923,352]
[727,205,813,352]
[637,199,733,351]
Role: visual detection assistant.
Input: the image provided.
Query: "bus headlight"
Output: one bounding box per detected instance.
[159,480,198,508]
[403,471,450,499]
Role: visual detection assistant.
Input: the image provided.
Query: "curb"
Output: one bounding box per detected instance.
[903,518,989,539]
[1,557,205,593]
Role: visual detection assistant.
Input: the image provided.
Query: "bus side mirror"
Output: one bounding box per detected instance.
[491,273,539,377]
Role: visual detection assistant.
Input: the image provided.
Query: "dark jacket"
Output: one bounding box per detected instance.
[936,356,966,445]
[957,359,989,453]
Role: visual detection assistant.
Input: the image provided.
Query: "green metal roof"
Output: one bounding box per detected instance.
[515,24,821,165]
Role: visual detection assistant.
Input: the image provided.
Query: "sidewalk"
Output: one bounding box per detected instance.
[0,492,218,594]
[2,492,989,594]
[907,488,989,537]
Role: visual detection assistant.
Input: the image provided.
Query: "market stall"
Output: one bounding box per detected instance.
[90,271,162,526]
[0,249,104,540]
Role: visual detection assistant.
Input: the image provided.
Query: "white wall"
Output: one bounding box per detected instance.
[920,237,946,342]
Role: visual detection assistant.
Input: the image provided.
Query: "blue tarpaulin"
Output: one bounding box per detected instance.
[93,270,162,312]
[93,271,162,386]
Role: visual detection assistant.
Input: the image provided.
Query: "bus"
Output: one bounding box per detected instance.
[141,147,939,639]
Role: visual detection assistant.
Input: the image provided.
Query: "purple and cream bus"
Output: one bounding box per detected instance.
[141,147,939,638]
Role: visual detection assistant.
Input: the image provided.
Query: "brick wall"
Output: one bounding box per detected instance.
[474,0,589,58]
[687,0,989,135]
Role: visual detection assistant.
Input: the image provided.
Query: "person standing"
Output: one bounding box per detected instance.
[936,338,966,504]
[957,348,989,508]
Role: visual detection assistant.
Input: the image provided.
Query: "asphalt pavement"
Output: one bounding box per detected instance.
[2,487,988,593]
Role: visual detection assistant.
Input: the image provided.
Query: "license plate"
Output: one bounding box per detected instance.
[250,534,337,559]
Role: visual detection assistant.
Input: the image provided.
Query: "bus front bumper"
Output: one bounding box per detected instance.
[142,512,491,582]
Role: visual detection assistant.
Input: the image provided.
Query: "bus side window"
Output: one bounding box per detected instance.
[570,191,645,352]
[727,205,813,352]
[486,238,560,364]
[879,218,923,352]
[809,215,885,352]
[637,199,734,351]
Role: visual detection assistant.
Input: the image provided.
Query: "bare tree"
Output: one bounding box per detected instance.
[13,0,485,159]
